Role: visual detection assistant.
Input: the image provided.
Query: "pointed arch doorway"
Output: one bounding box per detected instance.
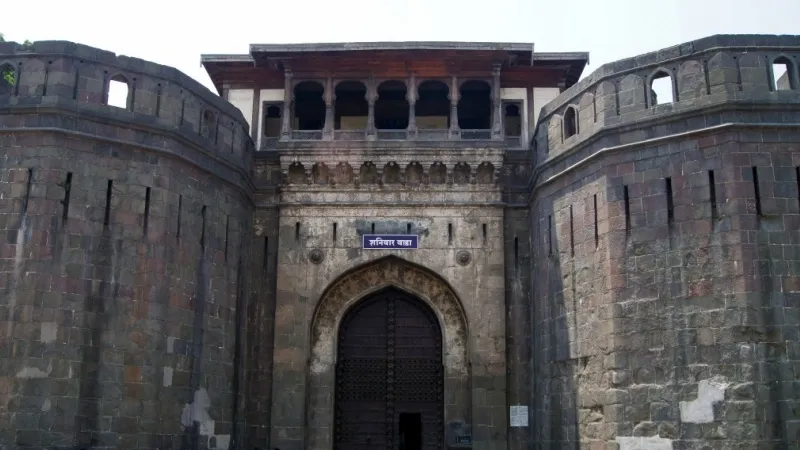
[334,287,444,450]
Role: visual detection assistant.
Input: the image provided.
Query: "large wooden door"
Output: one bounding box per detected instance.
[334,288,444,450]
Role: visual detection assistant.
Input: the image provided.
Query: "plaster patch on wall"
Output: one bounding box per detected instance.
[163,367,173,387]
[40,322,57,343]
[41,398,51,411]
[16,361,52,379]
[166,336,176,353]
[680,376,729,423]
[181,388,226,447]
[616,436,673,450]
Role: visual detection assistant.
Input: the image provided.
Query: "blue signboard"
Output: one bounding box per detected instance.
[362,234,419,250]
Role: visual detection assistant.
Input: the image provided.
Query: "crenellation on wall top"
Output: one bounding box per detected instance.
[0,39,255,175]
[532,34,800,167]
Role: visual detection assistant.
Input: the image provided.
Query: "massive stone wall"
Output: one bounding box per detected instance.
[527,34,800,449]
[0,41,254,449]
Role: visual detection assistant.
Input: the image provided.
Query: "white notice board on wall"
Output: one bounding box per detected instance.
[510,405,529,427]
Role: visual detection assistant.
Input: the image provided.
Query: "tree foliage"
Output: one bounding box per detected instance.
[0,32,33,86]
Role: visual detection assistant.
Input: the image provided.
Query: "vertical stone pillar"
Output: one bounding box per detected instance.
[323,77,334,140]
[492,64,503,138]
[366,76,377,140]
[280,68,293,140]
[449,75,460,139]
[407,74,417,139]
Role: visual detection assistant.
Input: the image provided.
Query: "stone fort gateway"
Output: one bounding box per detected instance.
[0,33,799,450]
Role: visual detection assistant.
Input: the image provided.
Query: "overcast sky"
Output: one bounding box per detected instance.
[2,0,797,92]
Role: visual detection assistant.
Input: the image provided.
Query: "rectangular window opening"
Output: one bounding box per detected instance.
[295,222,300,242]
[333,222,338,244]
[773,60,792,91]
[448,223,453,245]
[482,223,487,245]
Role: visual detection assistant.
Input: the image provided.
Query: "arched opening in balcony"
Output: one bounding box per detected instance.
[458,80,491,130]
[375,80,409,130]
[335,81,368,133]
[416,80,450,137]
[293,81,325,132]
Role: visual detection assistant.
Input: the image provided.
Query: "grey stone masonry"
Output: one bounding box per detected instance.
[523,34,800,449]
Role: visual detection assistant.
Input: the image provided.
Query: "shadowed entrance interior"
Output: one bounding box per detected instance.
[334,287,443,450]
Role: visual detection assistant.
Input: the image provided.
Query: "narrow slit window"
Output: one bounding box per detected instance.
[569,205,575,256]
[224,216,230,262]
[155,84,162,117]
[406,222,411,234]
[593,194,599,247]
[176,195,182,240]
[295,222,300,242]
[482,223,487,245]
[447,223,453,245]
[268,236,269,269]
[548,215,553,256]
[752,167,762,216]
[333,222,338,244]
[200,206,207,248]
[61,172,72,224]
[143,187,151,237]
[22,169,33,215]
[665,178,674,227]
[623,186,630,235]
[371,222,375,234]
[514,236,519,270]
[709,170,718,222]
[104,180,113,227]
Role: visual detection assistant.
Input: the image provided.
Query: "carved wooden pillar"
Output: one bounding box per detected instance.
[406,74,417,139]
[280,68,293,140]
[366,76,377,140]
[323,77,335,140]
[492,64,503,138]
[449,75,460,139]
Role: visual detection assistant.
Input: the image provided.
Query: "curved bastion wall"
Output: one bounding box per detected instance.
[526,34,800,448]
[0,40,254,448]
